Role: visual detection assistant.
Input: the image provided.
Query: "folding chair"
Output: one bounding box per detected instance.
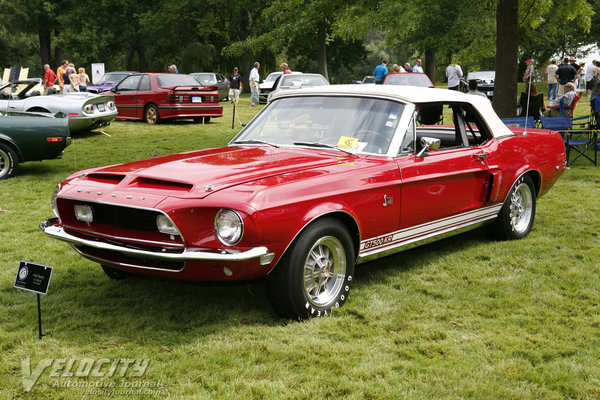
[501,116,536,128]
[540,116,596,166]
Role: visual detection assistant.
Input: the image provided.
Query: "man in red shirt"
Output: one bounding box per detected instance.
[43,64,57,95]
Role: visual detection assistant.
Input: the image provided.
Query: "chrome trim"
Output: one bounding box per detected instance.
[73,246,186,273]
[62,224,184,248]
[40,219,268,262]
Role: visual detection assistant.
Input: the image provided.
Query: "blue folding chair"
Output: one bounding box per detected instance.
[540,116,596,166]
[501,116,536,128]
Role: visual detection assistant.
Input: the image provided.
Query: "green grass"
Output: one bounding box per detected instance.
[1,93,599,399]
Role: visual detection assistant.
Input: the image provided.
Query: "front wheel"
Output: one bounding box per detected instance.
[0,143,18,180]
[492,175,536,240]
[268,218,355,319]
[144,104,160,124]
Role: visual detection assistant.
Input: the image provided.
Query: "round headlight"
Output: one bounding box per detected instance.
[214,209,243,246]
[156,214,179,235]
[74,204,94,223]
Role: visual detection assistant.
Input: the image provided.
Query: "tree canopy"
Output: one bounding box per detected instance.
[1,0,597,106]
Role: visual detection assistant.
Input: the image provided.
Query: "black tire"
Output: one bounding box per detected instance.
[101,264,132,280]
[0,142,18,180]
[144,104,160,124]
[492,174,536,240]
[268,218,355,319]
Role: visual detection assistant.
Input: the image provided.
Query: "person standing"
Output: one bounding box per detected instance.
[545,59,559,101]
[280,63,292,74]
[67,66,80,92]
[373,59,388,84]
[249,62,260,106]
[412,58,424,73]
[57,60,68,94]
[555,57,578,96]
[446,61,463,91]
[585,60,597,97]
[228,67,242,103]
[78,67,90,92]
[42,64,57,95]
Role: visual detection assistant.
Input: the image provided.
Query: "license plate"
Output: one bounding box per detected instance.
[191,96,202,103]
[97,103,105,111]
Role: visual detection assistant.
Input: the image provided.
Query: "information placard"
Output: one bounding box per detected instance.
[14,261,52,295]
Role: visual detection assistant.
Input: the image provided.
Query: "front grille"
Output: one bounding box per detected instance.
[85,203,160,233]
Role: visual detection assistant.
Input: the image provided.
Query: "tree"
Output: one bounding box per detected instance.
[492,0,519,117]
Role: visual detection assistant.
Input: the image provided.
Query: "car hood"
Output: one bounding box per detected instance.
[76,146,354,199]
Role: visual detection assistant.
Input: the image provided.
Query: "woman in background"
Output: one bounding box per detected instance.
[78,67,90,92]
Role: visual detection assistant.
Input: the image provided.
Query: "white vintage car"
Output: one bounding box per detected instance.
[0,79,117,133]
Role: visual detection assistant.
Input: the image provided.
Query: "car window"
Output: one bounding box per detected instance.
[117,75,142,91]
[235,96,405,155]
[191,74,217,85]
[217,74,225,83]
[157,74,201,87]
[411,102,493,153]
[138,75,151,91]
[280,75,328,87]
[383,74,433,87]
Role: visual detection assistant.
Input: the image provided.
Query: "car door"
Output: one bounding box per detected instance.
[111,75,142,119]
[396,103,494,230]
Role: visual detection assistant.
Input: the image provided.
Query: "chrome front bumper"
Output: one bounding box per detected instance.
[40,218,269,262]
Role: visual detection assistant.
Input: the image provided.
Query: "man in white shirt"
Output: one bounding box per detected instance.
[412,58,424,73]
[249,62,260,106]
[586,60,597,97]
[446,63,463,90]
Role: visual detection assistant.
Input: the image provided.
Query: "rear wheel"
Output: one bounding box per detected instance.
[268,218,355,319]
[144,104,160,124]
[492,175,536,240]
[0,143,18,179]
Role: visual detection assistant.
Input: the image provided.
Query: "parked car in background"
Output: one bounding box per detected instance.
[87,71,138,94]
[351,75,376,84]
[266,73,329,102]
[40,85,566,319]
[460,71,495,99]
[0,111,70,179]
[383,72,434,87]
[0,80,117,133]
[189,73,229,101]
[259,71,302,103]
[109,73,223,124]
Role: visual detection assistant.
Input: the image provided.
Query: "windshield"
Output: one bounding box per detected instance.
[156,74,202,87]
[383,74,433,87]
[99,73,130,83]
[466,71,495,81]
[192,73,217,84]
[279,75,328,87]
[232,96,405,155]
[265,73,282,82]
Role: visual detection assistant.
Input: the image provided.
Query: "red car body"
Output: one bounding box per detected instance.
[109,73,223,123]
[41,85,566,319]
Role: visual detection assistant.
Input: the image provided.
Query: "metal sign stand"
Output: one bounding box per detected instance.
[14,261,53,339]
[37,294,50,339]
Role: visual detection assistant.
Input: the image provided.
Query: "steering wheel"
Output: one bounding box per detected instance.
[352,129,391,154]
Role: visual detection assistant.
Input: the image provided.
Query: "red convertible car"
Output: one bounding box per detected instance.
[40,85,566,319]
[109,73,222,124]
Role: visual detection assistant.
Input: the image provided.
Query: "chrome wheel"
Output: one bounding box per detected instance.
[0,148,10,178]
[0,144,17,179]
[509,181,533,234]
[303,236,346,307]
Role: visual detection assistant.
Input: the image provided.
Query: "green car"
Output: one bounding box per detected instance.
[0,111,71,179]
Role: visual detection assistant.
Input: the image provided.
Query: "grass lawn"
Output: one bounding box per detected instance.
[0,92,599,399]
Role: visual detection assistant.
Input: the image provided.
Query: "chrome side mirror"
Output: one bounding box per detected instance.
[416,137,441,157]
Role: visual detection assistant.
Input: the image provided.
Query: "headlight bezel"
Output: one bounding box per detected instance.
[214,209,244,246]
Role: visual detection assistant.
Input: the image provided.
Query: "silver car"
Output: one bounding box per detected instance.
[266,73,329,103]
[0,79,117,133]
[190,73,229,101]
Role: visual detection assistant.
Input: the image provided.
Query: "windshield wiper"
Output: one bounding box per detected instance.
[293,141,356,156]
[231,139,279,148]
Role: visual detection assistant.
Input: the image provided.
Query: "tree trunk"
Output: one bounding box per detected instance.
[317,22,328,81]
[424,48,435,83]
[492,0,518,118]
[38,14,52,67]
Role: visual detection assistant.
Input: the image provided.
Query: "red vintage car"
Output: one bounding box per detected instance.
[109,73,222,124]
[40,85,566,319]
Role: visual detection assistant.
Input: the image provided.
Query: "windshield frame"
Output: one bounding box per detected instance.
[230,94,414,157]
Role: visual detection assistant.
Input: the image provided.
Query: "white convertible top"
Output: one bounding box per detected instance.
[272,84,514,139]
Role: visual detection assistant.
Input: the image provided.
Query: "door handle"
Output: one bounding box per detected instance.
[472,152,488,165]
